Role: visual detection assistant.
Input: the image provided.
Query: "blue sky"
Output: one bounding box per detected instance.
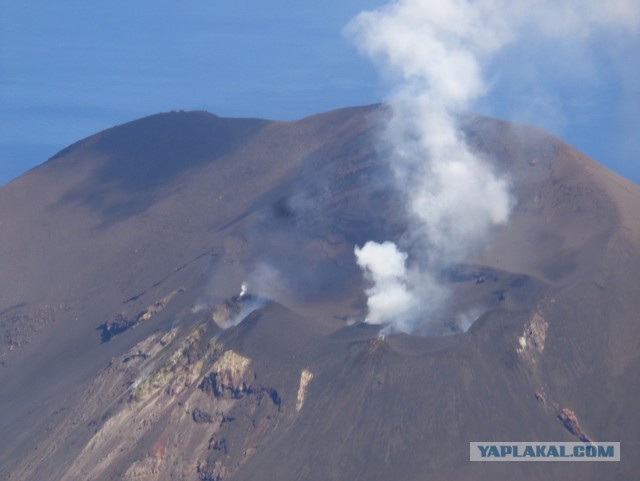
[1,0,638,185]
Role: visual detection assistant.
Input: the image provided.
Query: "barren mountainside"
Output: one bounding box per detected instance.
[0,105,639,480]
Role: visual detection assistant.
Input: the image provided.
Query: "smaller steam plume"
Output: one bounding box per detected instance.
[239,281,248,298]
[193,281,269,330]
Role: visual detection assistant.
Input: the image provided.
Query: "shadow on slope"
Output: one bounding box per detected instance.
[52,111,268,226]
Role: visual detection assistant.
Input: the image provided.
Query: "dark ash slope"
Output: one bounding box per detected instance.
[0,106,638,481]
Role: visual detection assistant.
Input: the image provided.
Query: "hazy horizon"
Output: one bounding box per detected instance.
[1,0,638,185]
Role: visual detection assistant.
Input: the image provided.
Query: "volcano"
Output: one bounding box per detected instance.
[0,105,639,480]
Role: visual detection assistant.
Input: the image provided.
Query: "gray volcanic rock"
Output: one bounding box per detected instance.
[0,105,638,480]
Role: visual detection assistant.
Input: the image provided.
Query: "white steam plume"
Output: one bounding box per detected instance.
[239,281,248,298]
[347,0,639,333]
[355,241,446,334]
[354,241,417,330]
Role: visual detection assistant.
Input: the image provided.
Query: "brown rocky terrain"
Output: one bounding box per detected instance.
[0,105,638,480]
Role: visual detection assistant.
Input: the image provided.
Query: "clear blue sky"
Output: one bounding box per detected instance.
[1,0,638,185]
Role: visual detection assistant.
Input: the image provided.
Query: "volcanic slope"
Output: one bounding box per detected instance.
[0,105,639,480]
